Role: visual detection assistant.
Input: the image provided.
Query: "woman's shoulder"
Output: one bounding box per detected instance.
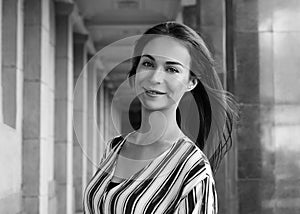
[100,134,127,161]
[180,136,213,177]
[109,134,125,149]
[105,133,128,150]
[181,137,209,161]
[178,138,215,196]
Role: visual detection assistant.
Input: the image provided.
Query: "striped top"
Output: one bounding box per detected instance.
[83,134,218,214]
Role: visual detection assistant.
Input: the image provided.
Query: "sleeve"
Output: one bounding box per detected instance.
[97,135,124,167]
[174,153,218,214]
[175,175,217,214]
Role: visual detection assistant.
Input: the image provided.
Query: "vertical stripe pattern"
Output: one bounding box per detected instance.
[83,135,218,214]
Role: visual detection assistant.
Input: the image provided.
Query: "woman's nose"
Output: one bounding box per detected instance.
[148,66,164,84]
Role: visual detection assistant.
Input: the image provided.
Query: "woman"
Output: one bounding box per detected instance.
[83,22,237,214]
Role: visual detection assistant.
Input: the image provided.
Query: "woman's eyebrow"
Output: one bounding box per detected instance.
[165,61,184,68]
[141,54,184,68]
[141,54,155,61]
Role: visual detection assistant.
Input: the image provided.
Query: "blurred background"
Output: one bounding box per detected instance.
[0,0,300,213]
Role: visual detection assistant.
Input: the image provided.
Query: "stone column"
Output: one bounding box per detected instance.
[104,85,110,141]
[23,0,56,213]
[87,56,98,178]
[97,82,100,161]
[110,93,121,137]
[1,0,22,128]
[0,0,2,123]
[269,1,300,212]
[235,1,300,214]
[107,87,112,139]
[73,33,88,213]
[54,2,74,214]
[97,80,105,162]
[223,1,238,213]
[199,1,238,214]
[182,1,237,213]
[233,1,266,214]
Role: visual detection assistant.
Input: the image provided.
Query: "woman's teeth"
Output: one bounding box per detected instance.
[146,90,164,95]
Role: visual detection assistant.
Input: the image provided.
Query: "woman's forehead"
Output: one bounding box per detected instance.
[141,37,191,67]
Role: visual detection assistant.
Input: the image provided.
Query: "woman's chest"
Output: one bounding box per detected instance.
[113,155,152,181]
[112,142,172,181]
[102,176,183,214]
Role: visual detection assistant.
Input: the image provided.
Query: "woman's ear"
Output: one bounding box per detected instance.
[186,78,198,92]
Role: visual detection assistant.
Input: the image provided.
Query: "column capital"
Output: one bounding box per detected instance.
[55,1,74,16]
[74,33,89,44]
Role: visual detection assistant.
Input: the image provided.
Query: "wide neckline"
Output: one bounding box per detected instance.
[109,132,187,184]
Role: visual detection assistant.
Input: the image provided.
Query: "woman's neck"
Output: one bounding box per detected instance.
[132,106,184,146]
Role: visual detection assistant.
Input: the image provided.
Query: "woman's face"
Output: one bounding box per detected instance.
[134,36,197,111]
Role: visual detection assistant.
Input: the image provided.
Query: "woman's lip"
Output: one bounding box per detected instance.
[145,91,165,97]
[143,87,166,94]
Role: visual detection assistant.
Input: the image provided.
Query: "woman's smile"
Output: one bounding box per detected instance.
[134,36,195,111]
[143,87,167,97]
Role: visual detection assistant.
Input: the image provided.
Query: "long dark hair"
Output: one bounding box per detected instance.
[128,22,238,174]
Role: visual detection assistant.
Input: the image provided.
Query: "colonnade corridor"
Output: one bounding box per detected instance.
[0,0,300,213]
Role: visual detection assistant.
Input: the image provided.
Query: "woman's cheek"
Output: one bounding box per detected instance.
[167,80,187,101]
[135,69,151,84]
[134,71,147,93]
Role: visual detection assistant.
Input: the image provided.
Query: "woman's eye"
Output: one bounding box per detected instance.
[166,67,179,73]
[142,61,153,67]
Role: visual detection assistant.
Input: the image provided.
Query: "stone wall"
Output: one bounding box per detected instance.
[0,1,118,213]
[0,0,23,212]
[1,0,299,213]
[182,0,300,213]
[235,0,300,213]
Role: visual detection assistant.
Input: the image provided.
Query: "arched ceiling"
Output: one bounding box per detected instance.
[75,0,182,45]
[74,0,195,109]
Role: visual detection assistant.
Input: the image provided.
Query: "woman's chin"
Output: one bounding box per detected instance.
[141,102,178,112]
[142,104,165,111]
